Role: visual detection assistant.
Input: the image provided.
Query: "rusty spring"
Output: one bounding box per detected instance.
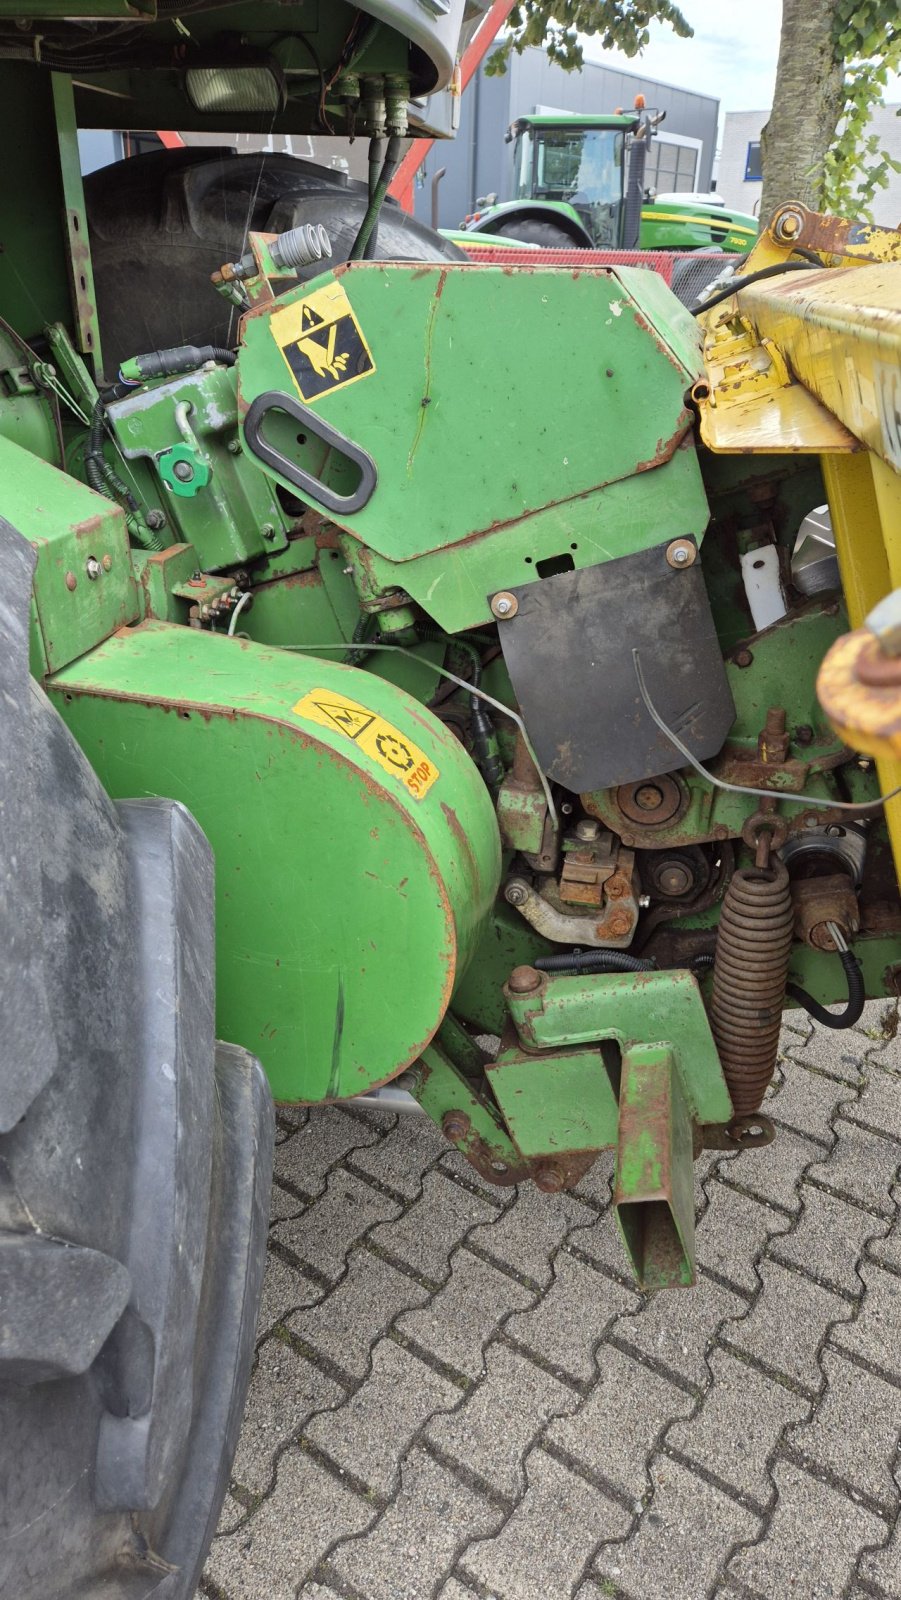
[708,859,794,1118]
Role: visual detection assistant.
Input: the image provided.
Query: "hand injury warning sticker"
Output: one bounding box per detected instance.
[293,689,439,800]
[269,280,375,402]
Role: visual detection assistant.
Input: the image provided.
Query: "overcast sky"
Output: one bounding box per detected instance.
[581,0,900,118]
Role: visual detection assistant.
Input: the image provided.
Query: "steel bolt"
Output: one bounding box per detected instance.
[607,911,632,938]
[101,554,112,572]
[734,649,753,669]
[65,570,77,591]
[490,591,518,620]
[508,964,542,994]
[659,863,692,896]
[146,509,166,531]
[504,880,529,907]
[227,438,242,454]
[574,818,600,841]
[85,557,102,581]
[441,1110,471,1142]
[634,783,664,812]
[261,523,276,541]
[533,1162,565,1194]
[606,877,627,898]
[665,538,697,569]
[173,459,195,483]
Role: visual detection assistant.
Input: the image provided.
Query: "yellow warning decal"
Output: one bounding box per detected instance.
[293,689,439,801]
[269,280,375,403]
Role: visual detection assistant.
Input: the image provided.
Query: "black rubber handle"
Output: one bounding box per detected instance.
[242,389,377,516]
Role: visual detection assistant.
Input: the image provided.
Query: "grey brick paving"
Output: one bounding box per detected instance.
[591,1455,760,1600]
[202,1011,901,1600]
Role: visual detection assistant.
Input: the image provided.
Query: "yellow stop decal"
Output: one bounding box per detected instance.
[293,689,439,800]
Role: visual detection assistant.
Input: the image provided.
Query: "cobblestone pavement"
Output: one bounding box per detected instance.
[200,1003,901,1600]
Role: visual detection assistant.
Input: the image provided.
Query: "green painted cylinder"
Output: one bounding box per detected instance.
[51,623,501,1103]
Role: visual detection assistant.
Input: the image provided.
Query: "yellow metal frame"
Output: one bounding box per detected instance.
[697,202,901,878]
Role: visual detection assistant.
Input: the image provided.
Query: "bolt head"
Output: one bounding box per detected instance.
[533,1162,565,1194]
[607,911,632,938]
[65,570,77,591]
[173,459,195,482]
[490,591,518,620]
[504,880,529,907]
[508,964,542,994]
[441,1111,471,1142]
[574,818,600,841]
[734,649,753,669]
[85,557,102,581]
[665,539,696,570]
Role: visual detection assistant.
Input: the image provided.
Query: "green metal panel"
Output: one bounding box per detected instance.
[0,435,138,676]
[486,1043,620,1157]
[614,1045,696,1289]
[49,623,501,1104]
[237,261,708,630]
[505,967,732,1125]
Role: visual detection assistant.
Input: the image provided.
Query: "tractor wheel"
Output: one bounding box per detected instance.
[86,146,467,369]
[0,516,274,1599]
[489,216,585,249]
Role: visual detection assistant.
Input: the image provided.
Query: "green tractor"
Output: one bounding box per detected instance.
[2,1,901,1592]
[461,104,758,253]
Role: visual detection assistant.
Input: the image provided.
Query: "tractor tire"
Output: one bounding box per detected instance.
[489,216,585,249]
[86,146,467,369]
[0,516,275,1599]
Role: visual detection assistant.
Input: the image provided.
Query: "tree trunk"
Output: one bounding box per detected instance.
[759,0,844,229]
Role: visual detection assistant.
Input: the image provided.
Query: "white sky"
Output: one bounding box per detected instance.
[580,0,901,120]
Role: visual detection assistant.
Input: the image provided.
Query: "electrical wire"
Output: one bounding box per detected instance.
[632,649,901,815]
[227,591,252,636]
[274,639,558,829]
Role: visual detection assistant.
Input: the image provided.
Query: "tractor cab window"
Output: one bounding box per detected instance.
[513,125,625,245]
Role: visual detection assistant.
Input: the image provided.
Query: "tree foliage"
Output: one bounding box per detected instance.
[825,0,901,216]
[485,0,691,77]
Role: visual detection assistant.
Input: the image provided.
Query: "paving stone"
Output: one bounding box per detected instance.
[667,1346,808,1507]
[615,1272,746,1390]
[505,1254,639,1385]
[592,1454,759,1600]
[787,1348,900,1509]
[213,1491,246,1534]
[770,1182,887,1296]
[305,1336,459,1496]
[843,1062,901,1142]
[812,1120,901,1217]
[765,1060,857,1145]
[329,1445,503,1600]
[256,1249,320,1338]
[397,1248,533,1379]
[728,1458,886,1600]
[785,1025,868,1085]
[869,1219,901,1274]
[232,1338,345,1495]
[571,1147,616,1208]
[724,1126,823,1214]
[288,1246,431,1379]
[268,1180,306,1224]
[370,1169,497,1284]
[273,1106,383,1199]
[461,1446,629,1600]
[435,1580,481,1600]
[725,1259,850,1394]
[348,1111,447,1197]
[858,1511,901,1598]
[204,1449,375,1600]
[425,1343,580,1500]
[437,1147,516,1203]
[272,1169,401,1283]
[546,1342,693,1502]
[695,1179,791,1296]
[830,1261,901,1380]
[467,1182,594,1290]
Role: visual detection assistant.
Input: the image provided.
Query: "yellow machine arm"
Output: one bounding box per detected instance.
[695,201,901,879]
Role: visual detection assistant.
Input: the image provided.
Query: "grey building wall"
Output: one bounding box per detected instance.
[411,47,720,230]
[718,104,901,226]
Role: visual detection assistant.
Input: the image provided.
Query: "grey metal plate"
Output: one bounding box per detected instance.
[496,539,735,792]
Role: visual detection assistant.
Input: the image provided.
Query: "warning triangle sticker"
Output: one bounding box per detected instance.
[300,303,327,331]
[312,700,376,739]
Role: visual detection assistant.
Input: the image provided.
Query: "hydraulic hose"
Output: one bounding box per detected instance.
[690,259,820,316]
[535,950,657,974]
[349,135,403,261]
[119,345,236,384]
[786,944,865,1030]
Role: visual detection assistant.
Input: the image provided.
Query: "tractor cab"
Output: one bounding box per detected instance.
[509,113,634,247]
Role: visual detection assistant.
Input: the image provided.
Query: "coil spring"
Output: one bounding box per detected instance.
[708,859,794,1117]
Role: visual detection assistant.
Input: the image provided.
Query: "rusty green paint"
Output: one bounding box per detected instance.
[614,1045,696,1291]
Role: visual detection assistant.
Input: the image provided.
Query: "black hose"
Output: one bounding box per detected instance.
[535,950,657,974]
[350,135,403,261]
[84,400,108,497]
[121,345,236,383]
[786,948,865,1029]
[690,259,821,316]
